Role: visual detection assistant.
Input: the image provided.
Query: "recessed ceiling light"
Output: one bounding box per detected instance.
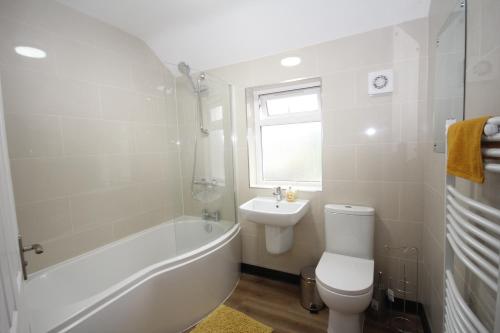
[14,46,47,59]
[365,127,377,136]
[280,56,301,67]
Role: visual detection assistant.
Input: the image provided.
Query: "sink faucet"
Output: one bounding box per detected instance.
[272,186,283,202]
[202,209,220,221]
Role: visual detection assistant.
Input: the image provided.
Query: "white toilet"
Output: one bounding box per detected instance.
[315,204,375,333]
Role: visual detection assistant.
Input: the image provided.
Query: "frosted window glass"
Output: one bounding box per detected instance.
[265,94,318,116]
[261,122,321,182]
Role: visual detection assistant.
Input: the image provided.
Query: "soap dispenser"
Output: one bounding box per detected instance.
[286,186,296,202]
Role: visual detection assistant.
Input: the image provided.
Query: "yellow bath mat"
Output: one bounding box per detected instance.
[191,305,273,333]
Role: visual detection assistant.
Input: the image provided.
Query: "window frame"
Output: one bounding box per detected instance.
[246,78,322,191]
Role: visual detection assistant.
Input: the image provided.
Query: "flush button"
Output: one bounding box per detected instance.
[345,205,352,208]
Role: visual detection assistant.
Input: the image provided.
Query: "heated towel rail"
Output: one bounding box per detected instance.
[444,116,500,333]
[483,117,500,173]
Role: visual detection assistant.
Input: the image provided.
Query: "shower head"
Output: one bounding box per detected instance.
[177,62,191,75]
[177,61,198,92]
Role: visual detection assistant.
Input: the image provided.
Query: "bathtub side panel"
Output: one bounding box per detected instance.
[64,230,241,333]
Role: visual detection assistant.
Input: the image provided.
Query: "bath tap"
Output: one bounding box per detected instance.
[18,235,44,280]
[272,186,283,202]
[202,209,220,221]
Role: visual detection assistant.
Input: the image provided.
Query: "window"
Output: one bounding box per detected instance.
[246,79,322,190]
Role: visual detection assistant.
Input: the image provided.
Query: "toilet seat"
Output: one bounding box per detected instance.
[316,252,374,296]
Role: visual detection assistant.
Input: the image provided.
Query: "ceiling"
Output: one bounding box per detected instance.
[59,0,430,71]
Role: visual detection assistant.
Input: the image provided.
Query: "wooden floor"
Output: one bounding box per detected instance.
[187,273,424,333]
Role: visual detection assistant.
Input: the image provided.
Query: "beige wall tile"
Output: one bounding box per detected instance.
[70,225,115,258]
[70,186,142,231]
[25,224,114,273]
[130,153,166,183]
[400,182,424,222]
[206,18,429,276]
[324,104,402,145]
[113,208,169,240]
[101,121,135,154]
[100,86,166,124]
[401,100,427,143]
[62,118,102,155]
[323,145,356,181]
[134,124,169,153]
[356,142,423,182]
[1,0,183,274]
[132,62,166,96]
[374,219,422,257]
[10,157,68,204]
[63,156,109,194]
[323,181,400,220]
[16,198,71,244]
[321,71,357,111]
[1,67,100,118]
[139,181,170,213]
[62,118,135,155]
[423,184,445,247]
[5,113,62,158]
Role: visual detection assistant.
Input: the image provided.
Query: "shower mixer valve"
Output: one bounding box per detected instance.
[202,209,220,222]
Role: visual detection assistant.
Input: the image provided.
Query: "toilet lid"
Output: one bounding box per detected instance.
[315,253,374,296]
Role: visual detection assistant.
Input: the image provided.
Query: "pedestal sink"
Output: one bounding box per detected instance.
[239,197,310,254]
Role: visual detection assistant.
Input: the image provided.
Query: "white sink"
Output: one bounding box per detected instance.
[239,197,310,254]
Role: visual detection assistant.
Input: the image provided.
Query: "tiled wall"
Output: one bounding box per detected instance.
[423,0,500,331]
[209,18,429,301]
[0,0,182,273]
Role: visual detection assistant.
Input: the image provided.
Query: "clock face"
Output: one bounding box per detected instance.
[373,75,389,89]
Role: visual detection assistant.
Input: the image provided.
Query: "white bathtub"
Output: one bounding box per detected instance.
[25,217,241,333]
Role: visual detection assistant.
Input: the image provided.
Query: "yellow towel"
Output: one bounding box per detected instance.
[447,116,490,183]
[191,305,273,333]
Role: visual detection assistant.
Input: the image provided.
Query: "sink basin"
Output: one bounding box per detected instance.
[239,197,310,227]
[239,197,310,254]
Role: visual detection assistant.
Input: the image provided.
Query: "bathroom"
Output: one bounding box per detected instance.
[0,0,499,332]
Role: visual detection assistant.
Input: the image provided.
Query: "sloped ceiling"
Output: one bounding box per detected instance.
[59,0,430,71]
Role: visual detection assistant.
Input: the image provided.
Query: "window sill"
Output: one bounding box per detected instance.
[249,183,322,192]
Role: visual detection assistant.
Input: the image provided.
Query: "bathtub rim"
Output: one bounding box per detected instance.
[27,216,233,279]
[26,218,240,333]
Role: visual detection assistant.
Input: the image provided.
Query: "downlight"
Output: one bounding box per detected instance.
[280,56,301,67]
[14,46,47,59]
